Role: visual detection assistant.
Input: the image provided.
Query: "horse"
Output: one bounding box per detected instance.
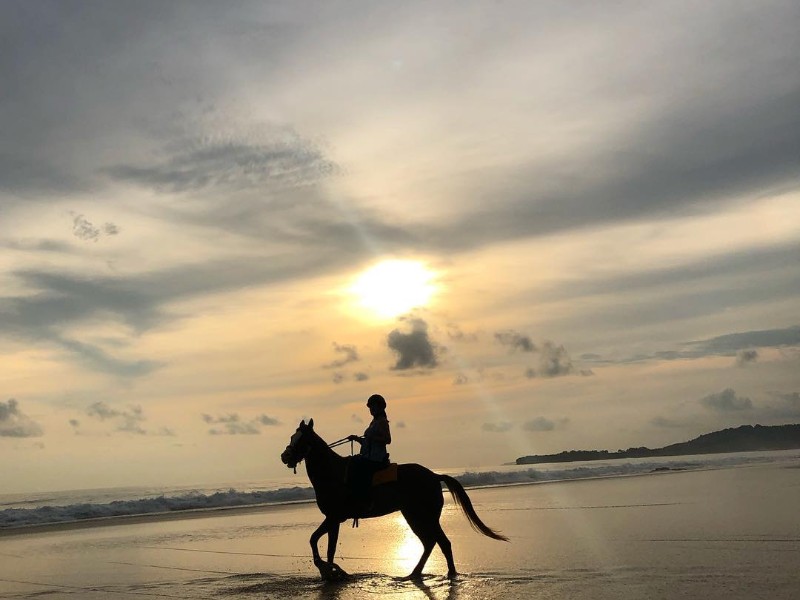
[280,419,508,581]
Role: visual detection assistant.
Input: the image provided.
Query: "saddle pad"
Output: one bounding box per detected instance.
[371,463,398,486]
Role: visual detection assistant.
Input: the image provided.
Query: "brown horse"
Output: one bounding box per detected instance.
[280,419,508,580]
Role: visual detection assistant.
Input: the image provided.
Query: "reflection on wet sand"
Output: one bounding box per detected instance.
[215,572,465,600]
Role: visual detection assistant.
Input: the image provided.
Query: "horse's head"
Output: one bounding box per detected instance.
[280,418,315,470]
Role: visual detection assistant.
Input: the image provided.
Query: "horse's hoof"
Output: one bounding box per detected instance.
[447,570,459,580]
[317,561,349,582]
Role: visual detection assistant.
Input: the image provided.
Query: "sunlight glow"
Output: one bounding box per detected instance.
[350,260,437,318]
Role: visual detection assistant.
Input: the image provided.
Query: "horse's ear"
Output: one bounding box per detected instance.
[299,419,306,429]
[308,418,314,429]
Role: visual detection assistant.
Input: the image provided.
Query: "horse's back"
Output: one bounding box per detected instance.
[397,462,442,487]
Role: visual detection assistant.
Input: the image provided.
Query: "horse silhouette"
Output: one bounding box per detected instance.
[281,419,508,580]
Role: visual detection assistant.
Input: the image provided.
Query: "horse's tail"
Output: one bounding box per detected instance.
[438,474,509,541]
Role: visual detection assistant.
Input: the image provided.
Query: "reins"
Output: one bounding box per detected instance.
[290,436,354,473]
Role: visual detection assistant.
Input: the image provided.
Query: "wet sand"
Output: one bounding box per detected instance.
[1,461,798,599]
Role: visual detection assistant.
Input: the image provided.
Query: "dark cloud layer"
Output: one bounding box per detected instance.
[0,399,43,438]
[387,318,439,370]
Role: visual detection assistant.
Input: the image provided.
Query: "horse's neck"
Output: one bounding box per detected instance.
[305,434,345,484]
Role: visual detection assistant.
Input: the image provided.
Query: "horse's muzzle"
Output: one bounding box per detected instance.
[280,446,296,469]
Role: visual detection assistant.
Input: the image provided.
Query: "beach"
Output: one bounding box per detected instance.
[2,460,799,599]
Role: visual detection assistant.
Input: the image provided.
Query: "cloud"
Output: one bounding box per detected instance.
[651,416,690,429]
[522,417,556,432]
[758,391,800,420]
[323,343,359,368]
[447,325,480,342]
[103,222,120,236]
[331,370,369,384]
[735,349,758,367]
[56,337,163,378]
[104,131,337,194]
[257,414,280,426]
[396,421,406,428]
[689,326,800,354]
[525,341,579,378]
[453,373,468,385]
[69,213,121,242]
[387,318,439,370]
[0,399,44,438]
[202,412,277,435]
[538,342,576,377]
[699,388,753,412]
[4,239,75,253]
[482,421,513,433]
[495,330,536,352]
[585,325,800,366]
[87,401,147,434]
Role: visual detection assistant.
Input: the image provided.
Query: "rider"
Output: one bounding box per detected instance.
[347,394,391,508]
[348,394,391,465]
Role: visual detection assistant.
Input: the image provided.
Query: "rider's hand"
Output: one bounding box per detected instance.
[347,434,360,442]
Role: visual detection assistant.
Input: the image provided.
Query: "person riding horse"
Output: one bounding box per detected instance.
[347,394,391,507]
[280,417,508,580]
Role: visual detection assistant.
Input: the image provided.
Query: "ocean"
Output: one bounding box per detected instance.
[3,449,798,530]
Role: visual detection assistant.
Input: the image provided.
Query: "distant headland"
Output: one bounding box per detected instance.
[516,424,800,465]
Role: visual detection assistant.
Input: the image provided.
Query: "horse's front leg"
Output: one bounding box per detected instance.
[326,520,349,577]
[310,517,348,581]
[309,518,330,568]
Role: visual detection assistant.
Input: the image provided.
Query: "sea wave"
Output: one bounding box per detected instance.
[0,487,316,529]
[2,452,796,529]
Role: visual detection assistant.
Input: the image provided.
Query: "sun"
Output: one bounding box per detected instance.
[350,260,437,318]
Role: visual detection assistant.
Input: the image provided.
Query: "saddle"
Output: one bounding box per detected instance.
[371,463,398,486]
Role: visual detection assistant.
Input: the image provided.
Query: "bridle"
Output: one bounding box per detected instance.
[280,427,309,474]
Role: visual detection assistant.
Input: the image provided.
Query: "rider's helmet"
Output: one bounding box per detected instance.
[366,394,387,410]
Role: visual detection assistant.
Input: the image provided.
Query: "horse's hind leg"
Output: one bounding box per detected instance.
[401,510,438,580]
[435,525,457,578]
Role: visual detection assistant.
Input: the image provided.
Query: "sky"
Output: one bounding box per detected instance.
[1,1,799,494]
